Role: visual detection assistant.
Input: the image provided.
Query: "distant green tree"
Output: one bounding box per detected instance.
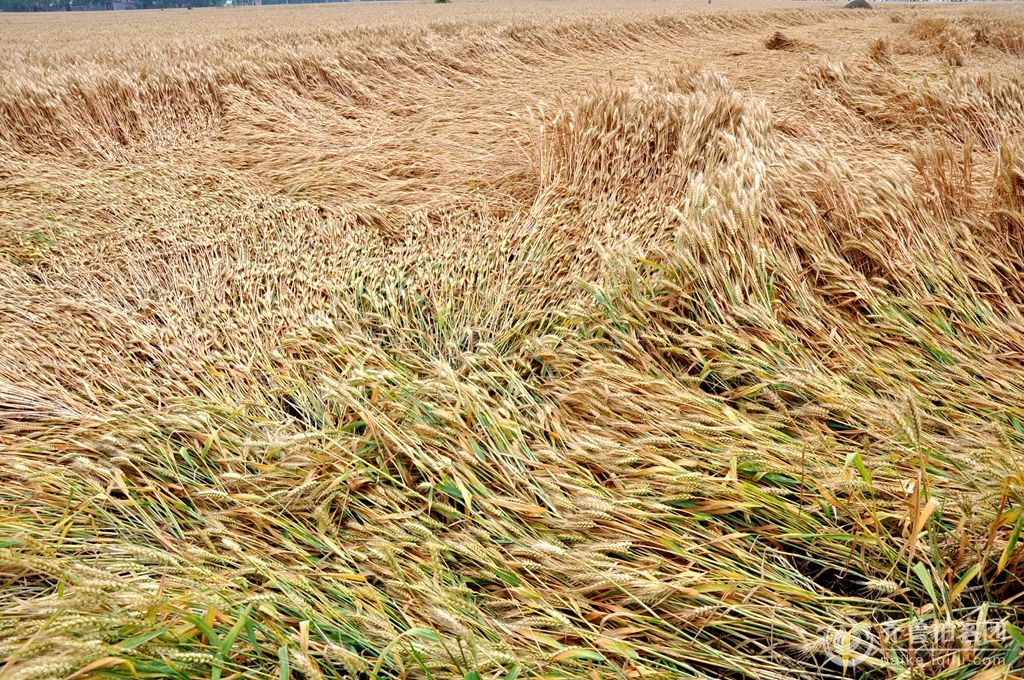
[0,0,47,10]
[0,0,224,10]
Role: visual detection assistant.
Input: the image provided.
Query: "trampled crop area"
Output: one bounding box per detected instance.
[2,1,1024,677]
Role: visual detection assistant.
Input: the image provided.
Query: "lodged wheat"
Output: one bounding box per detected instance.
[1,1,1024,679]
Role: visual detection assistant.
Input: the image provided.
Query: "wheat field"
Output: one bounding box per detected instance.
[2,1,1024,678]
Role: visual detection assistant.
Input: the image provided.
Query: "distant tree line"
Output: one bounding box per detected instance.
[0,0,357,10]
[0,0,216,9]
